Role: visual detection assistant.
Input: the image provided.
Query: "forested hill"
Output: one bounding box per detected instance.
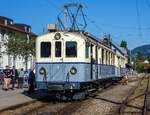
[131,44,150,56]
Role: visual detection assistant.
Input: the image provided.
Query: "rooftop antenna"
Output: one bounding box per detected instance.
[57,4,87,32]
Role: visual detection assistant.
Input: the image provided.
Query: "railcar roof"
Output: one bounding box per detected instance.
[37,31,83,38]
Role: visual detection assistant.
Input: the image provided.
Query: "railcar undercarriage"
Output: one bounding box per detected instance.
[44,77,124,100]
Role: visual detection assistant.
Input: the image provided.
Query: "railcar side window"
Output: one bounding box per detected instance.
[55,42,61,57]
[66,42,77,57]
[41,42,51,57]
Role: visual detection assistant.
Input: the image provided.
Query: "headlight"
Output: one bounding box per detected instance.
[54,33,61,40]
[70,67,77,75]
[39,67,46,75]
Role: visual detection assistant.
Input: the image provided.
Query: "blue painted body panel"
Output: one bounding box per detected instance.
[36,62,125,90]
[36,62,91,82]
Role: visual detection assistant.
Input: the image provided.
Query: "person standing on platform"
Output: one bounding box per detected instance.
[3,66,12,90]
[24,71,28,88]
[18,68,24,89]
[11,66,18,90]
[28,67,35,93]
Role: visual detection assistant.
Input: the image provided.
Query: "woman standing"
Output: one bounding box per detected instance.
[18,68,24,89]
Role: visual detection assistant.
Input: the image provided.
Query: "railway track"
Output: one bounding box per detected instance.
[0,75,141,115]
[0,89,105,115]
[108,74,150,115]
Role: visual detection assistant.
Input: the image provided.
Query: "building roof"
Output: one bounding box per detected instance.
[0,17,37,37]
[13,23,31,28]
[0,16,13,22]
[0,23,37,37]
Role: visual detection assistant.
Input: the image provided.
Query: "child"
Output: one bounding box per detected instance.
[24,71,28,88]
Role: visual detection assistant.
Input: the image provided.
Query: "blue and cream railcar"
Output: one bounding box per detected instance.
[36,31,127,94]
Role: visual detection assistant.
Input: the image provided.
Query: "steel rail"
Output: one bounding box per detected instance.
[118,77,143,114]
[142,75,150,115]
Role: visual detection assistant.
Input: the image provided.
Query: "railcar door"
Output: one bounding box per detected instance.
[54,40,65,81]
[90,44,93,80]
[95,45,98,80]
[117,57,121,76]
[90,44,98,80]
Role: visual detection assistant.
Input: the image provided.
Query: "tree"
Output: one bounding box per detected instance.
[19,35,35,70]
[3,32,26,66]
[147,55,150,63]
[120,40,131,64]
[136,50,143,60]
[120,40,127,49]
[127,49,131,64]
[3,31,36,69]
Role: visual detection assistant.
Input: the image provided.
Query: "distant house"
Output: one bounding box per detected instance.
[144,60,149,64]
[138,60,149,64]
[0,16,37,69]
[137,60,150,68]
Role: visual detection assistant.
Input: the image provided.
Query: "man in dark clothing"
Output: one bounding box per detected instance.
[28,67,35,93]
[3,66,12,90]
[11,66,18,90]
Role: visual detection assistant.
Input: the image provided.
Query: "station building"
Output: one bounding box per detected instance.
[0,16,37,70]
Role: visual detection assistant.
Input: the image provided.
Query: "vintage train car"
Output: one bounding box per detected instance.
[35,30,127,99]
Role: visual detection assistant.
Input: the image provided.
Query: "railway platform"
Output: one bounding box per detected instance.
[0,87,48,110]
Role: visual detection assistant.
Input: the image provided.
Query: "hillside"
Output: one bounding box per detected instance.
[131,44,150,56]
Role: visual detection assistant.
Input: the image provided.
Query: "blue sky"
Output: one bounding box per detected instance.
[0,0,150,49]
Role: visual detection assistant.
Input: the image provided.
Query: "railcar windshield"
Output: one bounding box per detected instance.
[66,42,77,57]
[41,42,51,57]
[55,41,61,57]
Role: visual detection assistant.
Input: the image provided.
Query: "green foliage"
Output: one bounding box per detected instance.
[19,36,35,60]
[136,62,149,73]
[139,79,147,89]
[4,31,36,68]
[4,32,26,59]
[120,40,130,64]
[147,55,150,63]
[120,40,127,49]
[134,50,147,62]
[137,51,142,60]
[127,49,131,64]
[136,63,144,73]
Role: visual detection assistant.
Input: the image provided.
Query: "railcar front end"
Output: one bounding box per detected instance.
[36,32,92,95]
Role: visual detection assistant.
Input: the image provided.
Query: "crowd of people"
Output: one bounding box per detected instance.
[0,65,35,94]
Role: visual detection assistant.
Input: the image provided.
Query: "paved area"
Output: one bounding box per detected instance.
[0,85,48,109]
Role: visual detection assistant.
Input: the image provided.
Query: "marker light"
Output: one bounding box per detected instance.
[70,67,77,75]
[39,67,46,75]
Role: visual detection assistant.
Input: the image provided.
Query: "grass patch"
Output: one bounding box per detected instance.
[138,79,148,90]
